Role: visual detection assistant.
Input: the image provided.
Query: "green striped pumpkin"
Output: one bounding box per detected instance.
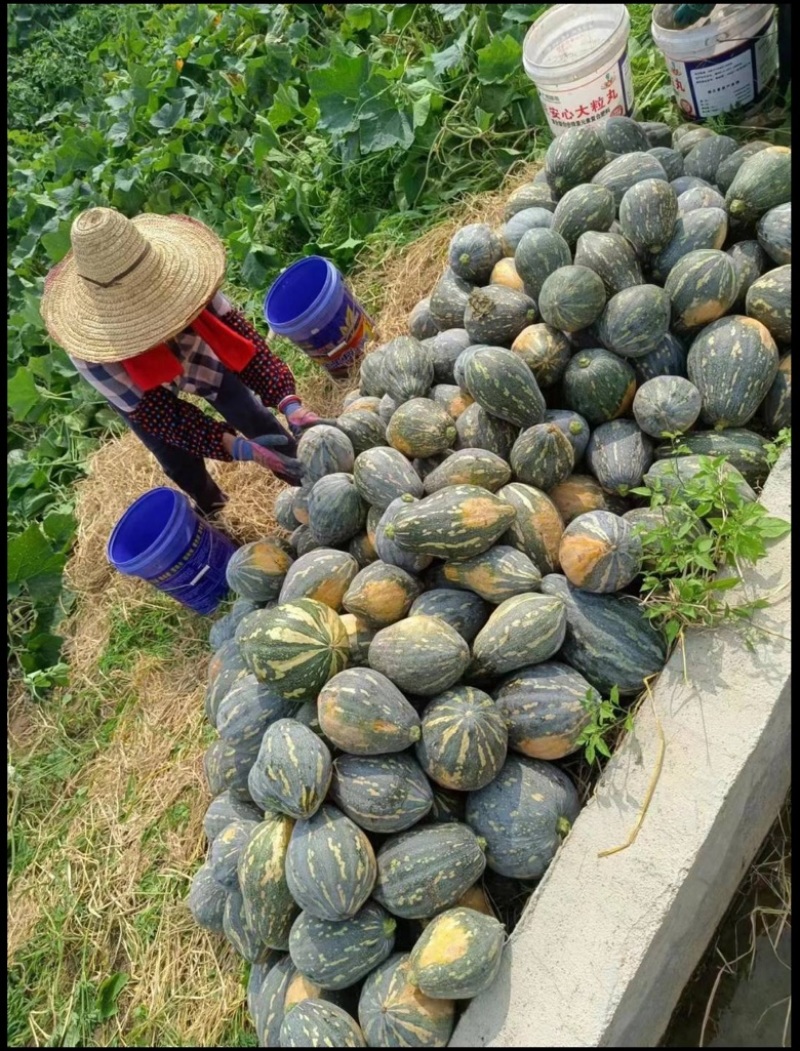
[307,473,368,547]
[280,1000,366,1048]
[558,510,643,593]
[285,804,377,921]
[463,286,538,346]
[374,823,486,920]
[497,482,564,576]
[329,752,433,833]
[431,383,474,420]
[236,599,349,702]
[633,376,702,438]
[203,790,261,843]
[465,755,580,879]
[297,425,355,485]
[514,228,572,303]
[334,409,387,456]
[367,616,471,697]
[462,346,546,429]
[761,353,791,434]
[204,738,260,801]
[549,474,611,526]
[757,203,791,266]
[407,907,505,1000]
[511,323,572,389]
[562,348,637,426]
[504,181,557,218]
[499,207,554,256]
[551,183,615,247]
[205,637,254,727]
[442,545,541,603]
[408,589,491,644]
[250,718,332,819]
[596,284,672,358]
[538,265,606,333]
[544,125,607,197]
[746,266,791,345]
[352,446,424,511]
[540,573,667,696]
[645,456,756,508]
[448,223,503,284]
[376,496,434,575]
[386,398,458,459]
[381,335,435,403]
[586,419,654,496]
[455,403,519,461]
[249,955,292,1047]
[591,151,668,208]
[510,423,575,491]
[224,889,273,964]
[655,429,771,488]
[238,813,298,950]
[317,667,421,755]
[416,686,507,791]
[358,951,455,1048]
[278,549,359,610]
[650,208,728,283]
[423,448,512,495]
[471,593,567,677]
[342,560,422,629]
[618,177,678,253]
[725,146,791,223]
[495,660,598,760]
[289,901,396,991]
[210,818,258,889]
[275,488,299,531]
[573,231,643,298]
[429,268,473,332]
[385,484,516,561]
[187,862,227,934]
[215,674,293,748]
[428,329,472,384]
[225,538,294,602]
[664,249,738,335]
[282,971,347,1015]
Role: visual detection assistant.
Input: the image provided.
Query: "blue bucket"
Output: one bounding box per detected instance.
[264,255,375,375]
[107,487,237,615]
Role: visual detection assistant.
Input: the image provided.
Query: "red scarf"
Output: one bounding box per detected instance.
[120,307,257,389]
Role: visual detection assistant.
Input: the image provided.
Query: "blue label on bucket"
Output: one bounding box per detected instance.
[294,285,375,373]
[151,519,235,615]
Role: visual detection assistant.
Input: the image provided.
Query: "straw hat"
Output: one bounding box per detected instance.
[40,208,227,363]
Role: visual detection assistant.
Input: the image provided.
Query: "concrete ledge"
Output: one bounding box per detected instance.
[451,448,792,1048]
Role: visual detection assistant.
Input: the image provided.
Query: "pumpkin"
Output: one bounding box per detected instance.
[423,448,511,495]
[677,185,726,215]
[187,863,227,933]
[586,419,654,496]
[558,510,643,593]
[431,383,473,420]
[504,181,557,219]
[224,889,274,964]
[282,972,348,1015]
[348,532,377,571]
[514,227,572,302]
[727,240,767,310]
[360,349,388,397]
[368,615,471,697]
[714,140,770,194]
[375,496,434,575]
[416,686,507,791]
[756,202,791,266]
[499,207,554,255]
[378,393,398,425]
[562,348,636,425]
[465,755,580,879]
[462,345,546,429]
[341,396,382,416]
[428,329,473,384]
[495,660,597,760]
[307,473,367,547]
[683,133,737,181]
[407,907,505,1000]
[471,592,567,678]
[448,223,504,285]
[632,331,688,386]
[746,266,791,345]
[455,403,518,460]
[381,335,435,402]
[544,125,607,197]
[463,286,537,346]
[623,506,706,559]
[352,446,423,511]
[286,804,376,922]
[291,487,311,525]
[330,752,434,833]
[208,612,235,651]
[342,560,422,629]
[238,813,298,949]
[225,538,293,602]
[644,455,756,508]
[490,257,525,291]
[654,428,771,488]
[687,316,779,429]
[358,952,455,1048]
[633,376,702,438]
[543,410,591,463]
[650,208,728,283]
[510,423,575,492]
[374,823,486,919]
[537,265,606,333]
[408,588,491,644]
[540,573,667,696]
[335,410,387,456]
[278,549,359,610]
[599,115,650,154]
[275,488,299,531]
[409,298,439,341]
[204,737,261,801]
[669,175,712,196]
[551,183,616,247]
[386,398,457,459]
[297,425,355,485]
[205,636,251,727]
[236,598,349,703]
[290,525,324,558]
[250,719,332,820]
[429,268,473,331]
[664,249,738,336]
[339,612,375,667]
[442,545,541,604]
[573,230,643,298]
[203,790,261,843]
[725,146,791,223]
[673,125,716,154]
[597,284,672,358]
[761,353,791,434]
[385,484,516,560]
[548,474,610,525]
[647,145,684,181]
[279,1000,366,1048]
[318,667,421,754]
[591,151,668,207]
[249,956,292,1046]
[511,324,572,388]
[497,482,564,575]
[288,901,396,991]
[215,674,293,748]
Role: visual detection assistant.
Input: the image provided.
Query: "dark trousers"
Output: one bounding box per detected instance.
[120,371,297,514]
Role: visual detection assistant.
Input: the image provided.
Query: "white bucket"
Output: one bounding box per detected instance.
[651,4,779,122]
[523,4,633,137]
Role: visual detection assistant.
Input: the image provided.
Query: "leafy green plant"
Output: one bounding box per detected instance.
[577,685,635,766]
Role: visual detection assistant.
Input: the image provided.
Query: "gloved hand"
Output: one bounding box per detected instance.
[281,397,337,438]
[230,434,305,486]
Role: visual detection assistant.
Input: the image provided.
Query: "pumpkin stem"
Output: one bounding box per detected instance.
[556,816,572,838]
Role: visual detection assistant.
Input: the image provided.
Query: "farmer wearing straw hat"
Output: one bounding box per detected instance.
[40,208,332,517]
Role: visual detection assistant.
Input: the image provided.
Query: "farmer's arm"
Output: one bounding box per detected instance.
[211,294,297,409]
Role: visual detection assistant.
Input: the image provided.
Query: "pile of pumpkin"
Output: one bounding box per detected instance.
[191,117,791,1048]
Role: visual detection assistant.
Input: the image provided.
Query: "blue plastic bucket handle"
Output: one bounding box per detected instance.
[107,487,236,616]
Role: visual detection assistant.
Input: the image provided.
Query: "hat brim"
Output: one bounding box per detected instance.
[40,214,226,363]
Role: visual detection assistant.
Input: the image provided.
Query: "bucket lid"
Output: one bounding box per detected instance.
[523,4,630,82]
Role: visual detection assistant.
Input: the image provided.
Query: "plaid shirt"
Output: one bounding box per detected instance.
[70,291,233,413]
